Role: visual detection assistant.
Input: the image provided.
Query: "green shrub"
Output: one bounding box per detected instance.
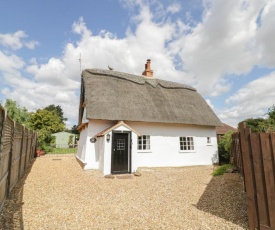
[218,145,230,164]
[40,143,53,153]
[218,130,234,164]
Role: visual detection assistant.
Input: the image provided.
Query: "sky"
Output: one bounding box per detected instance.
[0,0,275,128]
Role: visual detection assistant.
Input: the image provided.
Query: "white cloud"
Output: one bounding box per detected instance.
[167,3,181,14]
[175,0,269,95]
[0,31,39,50]
[219,71,275,126]
[256,0,275,67]
[0,51,25,73]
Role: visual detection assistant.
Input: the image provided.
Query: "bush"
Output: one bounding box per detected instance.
[218,130,234,164]
[40,143,53,153]
[218,145,230,164]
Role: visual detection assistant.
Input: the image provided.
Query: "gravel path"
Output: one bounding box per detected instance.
[0,155,248,229]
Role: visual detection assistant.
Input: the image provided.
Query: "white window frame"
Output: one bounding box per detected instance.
[179,136,195,153]
[137,135,151,152]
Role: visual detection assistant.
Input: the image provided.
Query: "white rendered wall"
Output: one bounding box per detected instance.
[97,136,105,173]
[77,120,114,170]
[127,121,218,171]
[77,120,218,174]
[76,125,88,164]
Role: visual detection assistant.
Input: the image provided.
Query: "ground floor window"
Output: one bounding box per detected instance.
[207,137,211,144]
[180,136,194,151]
[138,135,150,150]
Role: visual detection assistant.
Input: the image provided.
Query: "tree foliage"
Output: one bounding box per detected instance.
[69,125,80,135]
[4,99,30,125]
[243,118,265,132]
[28,109,66,147]
[267,105,275,121]
[44,104,67,125]
[242,105,275,132]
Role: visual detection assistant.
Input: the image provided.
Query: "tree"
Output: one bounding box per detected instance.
[267,105,275,121]
[28,109,66,148]
[44,104,67,125]
[4,99,30,125]
[241,106,275,133]
[69,125,80,135]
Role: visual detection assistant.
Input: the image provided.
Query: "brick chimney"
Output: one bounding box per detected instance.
[142,59,153,77]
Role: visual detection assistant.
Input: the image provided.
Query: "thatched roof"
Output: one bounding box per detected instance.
[79,68,222,127]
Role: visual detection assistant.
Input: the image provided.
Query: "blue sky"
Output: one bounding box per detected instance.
[1,0,275,128]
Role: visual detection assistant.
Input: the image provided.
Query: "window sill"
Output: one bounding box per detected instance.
[207,144,213,146]
[179,150,196,153]
[137,150,152,153]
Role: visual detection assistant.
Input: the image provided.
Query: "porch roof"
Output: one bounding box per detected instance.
[95,121,141,137]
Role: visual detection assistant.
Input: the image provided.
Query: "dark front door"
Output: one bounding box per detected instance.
[111,132,130,174]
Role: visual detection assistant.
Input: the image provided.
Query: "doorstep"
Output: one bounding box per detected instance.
[104,174,133,179]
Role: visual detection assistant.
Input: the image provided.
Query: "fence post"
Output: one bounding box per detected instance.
[18,125,25,178]
[24,128,29,171]
[0,107,6,212]
[239,122,259,230]
[6,120,15,198]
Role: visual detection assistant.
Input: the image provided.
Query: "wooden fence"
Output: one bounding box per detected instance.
[232,122,275,230]
[0,105,37,213]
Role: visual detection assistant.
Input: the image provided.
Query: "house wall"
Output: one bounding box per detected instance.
[97,136,105,173]
[127,122,218,170]
[76,120,114,170]
[77,120,218,174]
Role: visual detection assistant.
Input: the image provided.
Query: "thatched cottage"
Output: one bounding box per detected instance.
[77,60,222,175]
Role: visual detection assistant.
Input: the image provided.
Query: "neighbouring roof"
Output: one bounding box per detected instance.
[216,123,237,135]
[79,68,222,127]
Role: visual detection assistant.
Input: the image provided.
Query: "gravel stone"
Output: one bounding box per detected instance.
[0,155,248,229]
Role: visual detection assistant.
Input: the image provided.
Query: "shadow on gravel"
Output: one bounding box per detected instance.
[195,173,248,229]
[0,159,36,230]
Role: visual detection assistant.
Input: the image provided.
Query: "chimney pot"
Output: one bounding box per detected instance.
[142,59,153,77]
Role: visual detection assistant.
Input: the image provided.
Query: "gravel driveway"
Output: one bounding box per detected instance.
[0,155,248,229]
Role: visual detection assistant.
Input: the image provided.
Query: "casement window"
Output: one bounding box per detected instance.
[179,136,194,151]
[138,135,150,150]
[207,137,211,144]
